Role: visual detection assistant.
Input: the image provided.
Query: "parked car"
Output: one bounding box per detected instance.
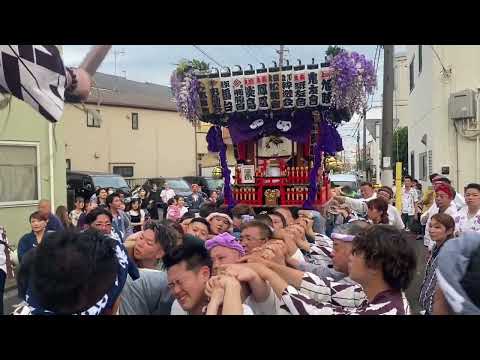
[143,177,192,198]
[66,170,131,210]
[183,176,224,197]
[329,173,360,192]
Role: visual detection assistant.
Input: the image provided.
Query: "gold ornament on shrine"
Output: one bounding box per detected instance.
[212,166,223,179]
[265,189,280,206]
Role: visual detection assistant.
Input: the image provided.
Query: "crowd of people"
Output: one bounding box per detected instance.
[1,175,479,316]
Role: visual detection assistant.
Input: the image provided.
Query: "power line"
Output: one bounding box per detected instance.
[241,45,263,65]
[192,45,224,68]
[429,45,450,75]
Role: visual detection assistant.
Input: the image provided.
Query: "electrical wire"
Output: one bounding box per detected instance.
[429,45,450,75]
[192,45,224,68]
[241,46,263,65]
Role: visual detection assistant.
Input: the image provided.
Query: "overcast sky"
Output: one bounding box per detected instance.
[63,45,406,163]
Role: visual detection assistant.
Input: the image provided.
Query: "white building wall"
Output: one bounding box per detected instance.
[407,45,480,191]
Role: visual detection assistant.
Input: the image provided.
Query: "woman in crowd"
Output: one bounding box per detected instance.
[242,224,416,315]
[166,198,181,222]
[454,183,480,236]
[208,191,220,206]
[421,183,458,251]
[419,213,455,315]
[207,212,234,236]
[69,197,84,228]
[366,198,389,225]
[176,196,189,219]
[55,205,74,230]
[18,212,50,263]
[128,198,146,233]
[138,187,150,212]
[268,211,287,232]
[77,200,97,230]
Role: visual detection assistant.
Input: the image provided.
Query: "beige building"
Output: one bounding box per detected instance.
[406,45,480,190]
[63,73,234,180]
[394,52,409,128]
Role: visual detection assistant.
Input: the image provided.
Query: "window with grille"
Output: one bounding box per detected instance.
[132,113,139,130]
[87,109,101,128]
[0,143,40,204]
[419,152,428,181]
[112,166,134,178]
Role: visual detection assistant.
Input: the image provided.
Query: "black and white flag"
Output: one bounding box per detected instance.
[0,45,66,122]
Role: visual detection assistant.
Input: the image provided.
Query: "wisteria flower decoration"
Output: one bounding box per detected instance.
[170,59,209,122]
[330,50,377,115]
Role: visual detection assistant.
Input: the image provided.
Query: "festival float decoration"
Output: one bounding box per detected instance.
[171,47,377,209]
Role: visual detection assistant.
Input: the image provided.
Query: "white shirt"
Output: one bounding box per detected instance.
[387,205,405,230]
[160,189,176,204]
[0,226,7,274]
[245,287,289,315]
[170,299,254,315]
[291,248,306,264]
[422,202,458,250]
[402,187,418,215]
[454,207,480,235]
[344,192,377,214]
[179,206,188,217]
[454,193,466,211]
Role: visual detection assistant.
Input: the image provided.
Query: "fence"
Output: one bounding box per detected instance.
[125,178,149,188]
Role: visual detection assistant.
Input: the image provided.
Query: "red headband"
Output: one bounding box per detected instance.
[435,183,454,199]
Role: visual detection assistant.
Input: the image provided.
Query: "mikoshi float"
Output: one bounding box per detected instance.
[170,46,377,209]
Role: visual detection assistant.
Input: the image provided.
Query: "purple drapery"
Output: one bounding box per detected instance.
[303,115,344,209]
[206,126,235,208]
[227,111,313,145]
[303,134,322,210]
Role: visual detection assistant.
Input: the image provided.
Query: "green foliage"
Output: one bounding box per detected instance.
[326,45,346,59]
[175,58,209,77]
[393,126,408,176]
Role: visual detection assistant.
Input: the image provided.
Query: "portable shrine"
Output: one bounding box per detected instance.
[170,47,377,209]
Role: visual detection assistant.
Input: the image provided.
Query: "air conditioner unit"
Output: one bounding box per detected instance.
[448,89,476,120]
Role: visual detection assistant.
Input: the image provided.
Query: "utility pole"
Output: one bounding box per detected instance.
[363,108,368,181]
[113,48,125,77]
[357,131,360,172]
[276,45,289,68]
[381,45,394,187]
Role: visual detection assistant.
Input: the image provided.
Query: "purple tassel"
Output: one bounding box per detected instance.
[206,126,235,208]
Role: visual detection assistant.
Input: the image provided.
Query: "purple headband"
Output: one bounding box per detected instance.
[205,232,245,256]
[331,233,355,242]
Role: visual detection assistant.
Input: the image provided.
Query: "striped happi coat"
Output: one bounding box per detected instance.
[280,273,411,315]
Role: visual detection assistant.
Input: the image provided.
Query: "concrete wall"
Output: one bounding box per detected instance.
[407,45,480,191]
[63,104,197,178]
[0,98,66,245]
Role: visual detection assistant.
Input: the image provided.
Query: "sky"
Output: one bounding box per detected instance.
[63,45,406,164]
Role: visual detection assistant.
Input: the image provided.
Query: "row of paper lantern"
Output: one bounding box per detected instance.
[196,60,334,117]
